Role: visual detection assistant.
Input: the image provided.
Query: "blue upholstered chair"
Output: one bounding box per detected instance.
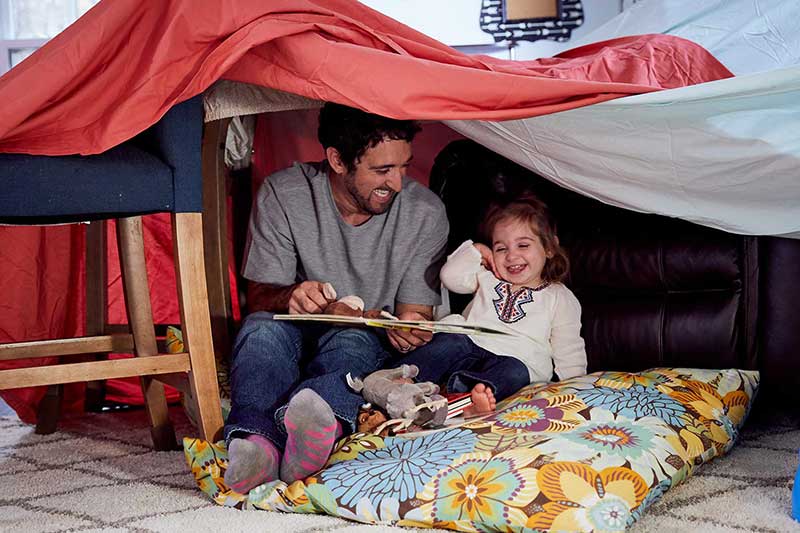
[0,96,223,449]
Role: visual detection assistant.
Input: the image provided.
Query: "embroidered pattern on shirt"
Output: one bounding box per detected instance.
[493,282,536,323]
[492,281,550,323]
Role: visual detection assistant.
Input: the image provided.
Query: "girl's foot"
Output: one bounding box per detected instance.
[464,383,496,417]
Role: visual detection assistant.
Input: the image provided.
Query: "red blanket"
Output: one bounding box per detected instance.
[0,0,731,155]
[0,0,732,421]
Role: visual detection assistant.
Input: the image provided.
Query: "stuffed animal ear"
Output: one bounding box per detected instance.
[321,282,338,301]
[401,364,419,380]
[414,381,440,396]
[347,372,365,393]
[324,295,364,317]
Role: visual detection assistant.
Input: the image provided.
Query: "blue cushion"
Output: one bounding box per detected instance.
[0,144,173,221]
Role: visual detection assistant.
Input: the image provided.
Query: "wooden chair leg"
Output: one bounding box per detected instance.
[117,216,177,451]
[202,118,233,365]
[35,220,108,433]
[173,211,224,443]
[35,383,62,434]
[84,220,107,412]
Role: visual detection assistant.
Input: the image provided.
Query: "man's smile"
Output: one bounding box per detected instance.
[372,187,395,202]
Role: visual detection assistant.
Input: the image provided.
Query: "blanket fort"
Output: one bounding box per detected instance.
[0,0,731,420]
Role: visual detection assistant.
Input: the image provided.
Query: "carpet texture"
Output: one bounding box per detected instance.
[0,405,797,533]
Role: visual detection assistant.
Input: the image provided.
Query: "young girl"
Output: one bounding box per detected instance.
[399,195,587,415]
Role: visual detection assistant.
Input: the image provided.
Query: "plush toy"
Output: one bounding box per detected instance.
[349,364,448,434]
[322,286,447,433]
[321,285,385,319]
[357,406,390,436]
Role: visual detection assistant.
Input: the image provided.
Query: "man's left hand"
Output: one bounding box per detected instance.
[388,310,433,354]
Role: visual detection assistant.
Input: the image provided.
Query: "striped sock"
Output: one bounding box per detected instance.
[279,389,342,483]
[223,434,280,493]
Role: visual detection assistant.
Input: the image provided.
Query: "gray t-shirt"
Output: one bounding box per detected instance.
[242,161,449,312]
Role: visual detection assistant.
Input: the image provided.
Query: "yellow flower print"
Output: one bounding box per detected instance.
[596,371,670,390]
[669,383,732,445]
[281,480,310,506]
[527,462,648,533]
[689,387,724,420]
[722,390,750,427]
[408,449,539,530]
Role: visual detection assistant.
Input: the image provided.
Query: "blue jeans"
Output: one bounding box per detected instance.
[224,312,392,449]
[397,333,530,401]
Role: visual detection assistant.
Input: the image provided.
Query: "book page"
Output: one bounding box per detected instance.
[272,314,512,336]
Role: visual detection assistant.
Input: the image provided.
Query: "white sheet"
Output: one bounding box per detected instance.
[448,0,800,238]
[573,0,800,75]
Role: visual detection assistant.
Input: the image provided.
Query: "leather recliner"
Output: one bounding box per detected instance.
[431,139,798,406]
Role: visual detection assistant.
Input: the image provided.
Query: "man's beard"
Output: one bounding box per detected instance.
[344,173,396,215]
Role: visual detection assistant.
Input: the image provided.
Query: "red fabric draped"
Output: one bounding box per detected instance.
[0,0,734,421]
[0,226,85,421]
[0,0,731,156]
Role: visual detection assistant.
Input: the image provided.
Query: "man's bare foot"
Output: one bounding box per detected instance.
[464,383,496,418]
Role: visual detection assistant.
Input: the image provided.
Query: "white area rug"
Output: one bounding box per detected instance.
[0,405,797,532]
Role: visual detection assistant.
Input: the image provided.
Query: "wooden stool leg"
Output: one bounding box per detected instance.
[202,118,233,366]
[84,220,108,412]
[36,219,109,432]
[117,216,177,450]
[35,383,62,434]
[173,212,224,443]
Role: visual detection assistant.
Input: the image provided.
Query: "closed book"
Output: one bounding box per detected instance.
[445,392,473,419]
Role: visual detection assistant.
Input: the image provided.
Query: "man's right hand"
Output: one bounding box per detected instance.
[288,281,336,314]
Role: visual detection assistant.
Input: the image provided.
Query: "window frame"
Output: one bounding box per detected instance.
[0,0,87,74]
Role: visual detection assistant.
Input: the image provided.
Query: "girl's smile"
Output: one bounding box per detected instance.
[491,218,549,290]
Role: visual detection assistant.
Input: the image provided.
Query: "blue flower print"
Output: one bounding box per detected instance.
[320,428,476,508]
[577,385,686,425]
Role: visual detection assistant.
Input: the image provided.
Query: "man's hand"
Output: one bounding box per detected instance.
[288,281,336,314]
[388,305,434,354]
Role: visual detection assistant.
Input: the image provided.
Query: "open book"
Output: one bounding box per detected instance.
[272,314,512,337]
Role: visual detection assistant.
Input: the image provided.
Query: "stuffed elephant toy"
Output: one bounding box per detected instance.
[349,364,448,429]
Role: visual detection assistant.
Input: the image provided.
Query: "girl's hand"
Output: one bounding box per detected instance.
[473,243,498,278]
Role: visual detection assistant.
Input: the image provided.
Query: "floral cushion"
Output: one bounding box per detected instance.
[184,367,758,532]
[167,326,231,423]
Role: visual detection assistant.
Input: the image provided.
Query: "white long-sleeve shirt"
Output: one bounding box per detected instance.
[440,240,587,382]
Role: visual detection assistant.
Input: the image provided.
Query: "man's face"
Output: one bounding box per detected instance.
[343,139,413,215]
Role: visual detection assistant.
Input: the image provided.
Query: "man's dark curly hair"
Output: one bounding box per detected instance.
[318,102,421,172]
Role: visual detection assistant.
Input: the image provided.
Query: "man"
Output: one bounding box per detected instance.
[223,103,449,493]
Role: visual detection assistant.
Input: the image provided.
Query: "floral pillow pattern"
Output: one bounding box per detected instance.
[185,367,758,532]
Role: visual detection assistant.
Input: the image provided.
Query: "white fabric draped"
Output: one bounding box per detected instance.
[448,0,800,237]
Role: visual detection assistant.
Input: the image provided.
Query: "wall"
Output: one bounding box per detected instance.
[359,0,622,59]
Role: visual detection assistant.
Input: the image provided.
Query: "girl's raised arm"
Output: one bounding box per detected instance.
[440,240,484,294]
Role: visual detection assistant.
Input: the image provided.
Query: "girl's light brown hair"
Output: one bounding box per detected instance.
[479,194,569,283]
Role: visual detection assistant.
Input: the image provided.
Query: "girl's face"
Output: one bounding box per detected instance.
[491,217,549,289]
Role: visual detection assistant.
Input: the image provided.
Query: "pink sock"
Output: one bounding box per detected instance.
[279,389,342,483]
[223,434,280,493]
